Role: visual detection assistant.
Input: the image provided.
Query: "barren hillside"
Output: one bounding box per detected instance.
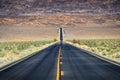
[0,0,119,17]
[0,0,120,41]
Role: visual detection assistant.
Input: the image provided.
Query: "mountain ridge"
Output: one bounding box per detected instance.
[0,0,119,17]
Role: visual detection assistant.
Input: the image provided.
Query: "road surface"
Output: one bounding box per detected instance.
[0,43,120,80]
[0,44,59,80]
[61,44,120,80]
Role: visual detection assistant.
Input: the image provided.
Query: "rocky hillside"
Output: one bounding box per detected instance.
[0,0,119,17]
[0,0,120,40]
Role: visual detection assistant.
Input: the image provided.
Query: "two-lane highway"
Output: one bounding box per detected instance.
[61,44,120,80]
[0,44,59,80]
[0,43,120,80]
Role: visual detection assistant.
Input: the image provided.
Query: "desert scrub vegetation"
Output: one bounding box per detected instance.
[69,39,120,59]
[0,41,53,67]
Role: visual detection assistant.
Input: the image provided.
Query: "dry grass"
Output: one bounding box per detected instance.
[0,41,55,68]
[67,39,120,61]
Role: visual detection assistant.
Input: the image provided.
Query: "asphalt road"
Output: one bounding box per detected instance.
[0,44,59,80]
[0,43,120,80]
[61,44,120,80]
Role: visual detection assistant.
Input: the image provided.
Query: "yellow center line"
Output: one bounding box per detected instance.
[56,47,61,80]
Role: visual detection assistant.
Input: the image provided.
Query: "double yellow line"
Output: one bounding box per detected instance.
[56,47,61,80]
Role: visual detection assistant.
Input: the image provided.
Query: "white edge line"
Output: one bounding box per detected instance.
[0,42,57,72]
[67,43,120,67]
